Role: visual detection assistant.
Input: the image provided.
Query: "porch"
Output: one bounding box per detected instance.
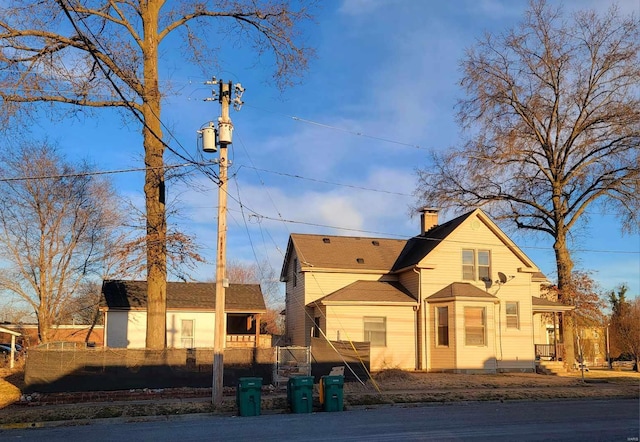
[535,343,565,361]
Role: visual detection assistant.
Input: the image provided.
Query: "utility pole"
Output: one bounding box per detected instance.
[199,78,245,407]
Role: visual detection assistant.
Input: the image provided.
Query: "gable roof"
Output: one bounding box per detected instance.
[319,280,417,305]
[391,211,474,272]
[426,282,498,302]
[281,233,407,279]
[100,280,266,313]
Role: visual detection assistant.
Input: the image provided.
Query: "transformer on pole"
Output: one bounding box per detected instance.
[197,77,245,407]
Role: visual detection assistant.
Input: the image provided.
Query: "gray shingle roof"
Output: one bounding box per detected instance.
[100,280,266,312]
[319,280,417,304]
[426,282,498,301]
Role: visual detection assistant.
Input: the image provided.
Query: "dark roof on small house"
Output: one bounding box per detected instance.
[391,211,474,272]
[319,280,417,304]
[285,234,407,274]
[426,282,498,301]
[100,280,266,313]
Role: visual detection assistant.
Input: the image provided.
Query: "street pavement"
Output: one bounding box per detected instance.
[0,398,637,441]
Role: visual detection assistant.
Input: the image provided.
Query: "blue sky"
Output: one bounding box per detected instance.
[26,0,640,303]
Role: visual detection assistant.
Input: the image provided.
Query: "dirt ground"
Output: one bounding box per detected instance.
[1,366,638,426]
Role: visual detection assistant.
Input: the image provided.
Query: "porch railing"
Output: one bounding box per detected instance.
[535,343,565,361]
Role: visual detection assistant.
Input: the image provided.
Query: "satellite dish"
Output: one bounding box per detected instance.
[483,278,493,289]
[498,272,507,284]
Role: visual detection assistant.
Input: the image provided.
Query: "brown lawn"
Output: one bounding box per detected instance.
[0,366,638,425]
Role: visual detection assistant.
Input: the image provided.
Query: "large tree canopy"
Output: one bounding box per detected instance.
[0,0,315,348]
[415,1,639,366]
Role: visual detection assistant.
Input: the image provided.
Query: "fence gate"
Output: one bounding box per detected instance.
[273,346,310,389]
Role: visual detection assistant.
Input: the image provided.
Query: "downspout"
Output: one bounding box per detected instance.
[413,267,422,371]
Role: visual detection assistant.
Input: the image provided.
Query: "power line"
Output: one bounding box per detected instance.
[237,165,412,196]
[244,104,430,151]
[0,162,212,183]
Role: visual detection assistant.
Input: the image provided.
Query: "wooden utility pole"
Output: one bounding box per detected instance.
[200,78,244,407]
[212,81,232,407]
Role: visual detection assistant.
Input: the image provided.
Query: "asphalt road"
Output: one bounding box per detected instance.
[2,398,638,441]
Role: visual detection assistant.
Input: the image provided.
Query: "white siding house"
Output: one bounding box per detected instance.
[100,280,267,349]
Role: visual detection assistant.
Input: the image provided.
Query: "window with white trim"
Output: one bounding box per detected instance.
[436,306,449,347]
[462,249,491,281]
[462,249,475,280]
[364,317,386,347]
[464,307,486,346]
[181,319,194,348]
[505,301,519,329]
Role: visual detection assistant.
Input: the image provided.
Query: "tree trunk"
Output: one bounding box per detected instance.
[141,1,167,350]
[554,229,575,368]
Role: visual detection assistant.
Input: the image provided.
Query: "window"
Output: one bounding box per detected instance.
[478,250,491,281]
[462,249,491,281]
[181,319,194,348]
[462,249,475,280]
[465,307,486,346]
[313,317,320,338]
[364,317,386,346]
[436,306,449,346]
[505,302,519,329]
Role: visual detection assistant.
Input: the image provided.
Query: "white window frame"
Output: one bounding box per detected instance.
[462,249,491,282]
[436,306,449,347]
[505,301,519,329]
[181,319,195,349]
[462,249,475,280]
[364,316,386,347]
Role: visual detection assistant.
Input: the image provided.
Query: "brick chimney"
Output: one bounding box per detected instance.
[420,208,439,235]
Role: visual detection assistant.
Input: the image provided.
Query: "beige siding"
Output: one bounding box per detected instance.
[324,305,416,371]
[454,301,497,371]
[285,250,308,346]
[428,302,456,371]
[304,272,391,305]
[421,214,537,371]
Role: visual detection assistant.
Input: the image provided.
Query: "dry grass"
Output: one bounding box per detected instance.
[1,367,638,426]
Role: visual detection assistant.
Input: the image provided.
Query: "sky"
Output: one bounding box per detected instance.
[5,0,640,310]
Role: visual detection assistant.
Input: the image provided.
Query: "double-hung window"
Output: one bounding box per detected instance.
[464,307,486,346]
[436,306,449,346]
[462,249,491,281]
[364,317,386,347]
[181,319,194,348]
[505,301,519,329]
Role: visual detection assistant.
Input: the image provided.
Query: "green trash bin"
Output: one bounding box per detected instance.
[320,375,344,412]
[287,376,314,413]
[236,377,262,416]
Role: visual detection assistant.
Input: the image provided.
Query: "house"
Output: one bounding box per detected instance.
[280,208,572,373]
[99,280,269,349]
[0,323,104,348]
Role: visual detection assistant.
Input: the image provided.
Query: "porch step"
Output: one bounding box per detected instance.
[536,360,568,375]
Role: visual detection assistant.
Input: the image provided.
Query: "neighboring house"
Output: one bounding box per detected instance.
[0,323,104,348]
[99,280,269,349]
[280,208,572,373]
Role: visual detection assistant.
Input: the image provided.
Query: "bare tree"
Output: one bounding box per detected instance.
[415,0,639,365]
[224,259,284,335]
[608,285,640,371]
[0,142,121,343]
[0,0,315,349]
